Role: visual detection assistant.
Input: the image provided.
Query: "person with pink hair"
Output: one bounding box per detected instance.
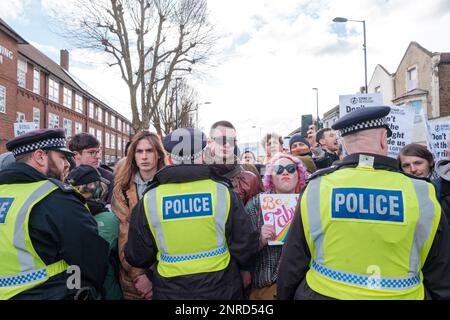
[244,152,308,300]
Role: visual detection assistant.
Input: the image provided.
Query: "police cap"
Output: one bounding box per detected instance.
[332,106,392,137]
[163,127,207,162]
[6,128,74,158]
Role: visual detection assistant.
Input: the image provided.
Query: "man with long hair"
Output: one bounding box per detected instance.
[112,131,167,300]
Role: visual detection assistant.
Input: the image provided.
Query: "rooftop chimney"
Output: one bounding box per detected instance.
[60,49,69,71]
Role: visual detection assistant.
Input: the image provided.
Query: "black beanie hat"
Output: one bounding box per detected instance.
[289,134,311,151]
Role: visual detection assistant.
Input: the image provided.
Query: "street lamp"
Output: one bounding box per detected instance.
[332,17,367,93]
[175,77,182,129]
[312,88,320,128]
[195,101,211,128]
[252,125,263,159]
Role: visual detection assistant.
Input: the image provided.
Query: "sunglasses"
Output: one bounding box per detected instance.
[212,136,236,145]
[273,164,297,175]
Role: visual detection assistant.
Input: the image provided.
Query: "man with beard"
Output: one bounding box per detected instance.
[288,133,317,174]
[0,129,108,300]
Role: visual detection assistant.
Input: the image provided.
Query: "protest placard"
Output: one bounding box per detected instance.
[428,120,450,161]
[339,93,383,117]
[14,122,38,137]
[260,194,299,245]
[385,106,415,158]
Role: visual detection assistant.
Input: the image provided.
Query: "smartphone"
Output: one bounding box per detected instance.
[301,114,313,138]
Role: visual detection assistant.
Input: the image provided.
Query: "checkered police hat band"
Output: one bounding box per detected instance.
[340,117,387,136]
[11,138,67,157]
[170,149,204,163]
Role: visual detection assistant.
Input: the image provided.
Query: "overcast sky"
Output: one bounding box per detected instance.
[2,0,450,143]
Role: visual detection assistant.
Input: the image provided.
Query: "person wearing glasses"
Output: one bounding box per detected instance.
[244,153,308,300]
[278,106,450,300]
[68,133,114,204]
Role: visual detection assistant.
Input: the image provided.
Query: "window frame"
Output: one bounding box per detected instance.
[48,78,59,103]
[33,68,40,94]
[0,85,6,114]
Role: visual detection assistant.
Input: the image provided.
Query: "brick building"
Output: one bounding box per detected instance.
[0,18,132,164]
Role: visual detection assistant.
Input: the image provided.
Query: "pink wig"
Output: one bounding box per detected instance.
[263,152,309,193]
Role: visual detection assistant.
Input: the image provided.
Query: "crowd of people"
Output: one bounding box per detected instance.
[0,106,449,300]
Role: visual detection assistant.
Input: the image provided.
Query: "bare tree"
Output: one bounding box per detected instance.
[54,0,214,135]
[158,78,198,135]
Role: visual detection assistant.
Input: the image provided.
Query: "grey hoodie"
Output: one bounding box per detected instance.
[436,158,450,181]
[0,152,15,171]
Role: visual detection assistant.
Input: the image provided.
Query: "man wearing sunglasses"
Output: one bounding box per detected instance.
[68,133,114,205]
[278,106,450,300]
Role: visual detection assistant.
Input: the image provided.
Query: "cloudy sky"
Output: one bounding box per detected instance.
[2,0,450,143]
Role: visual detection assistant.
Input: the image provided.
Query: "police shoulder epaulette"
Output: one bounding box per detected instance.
[48,178,77,193]
[308,165,340,181]
[142,180,161,195]
[210,174,233,188]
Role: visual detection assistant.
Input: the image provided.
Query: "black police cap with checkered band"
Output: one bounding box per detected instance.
[332,106,392,137]
[6,128,74,158]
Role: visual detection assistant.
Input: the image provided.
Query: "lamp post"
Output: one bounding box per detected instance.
[333,17,367,93]
[175,77,182,129]
[195,101,211,128]
[252,125,262,160]
[312,87,320,128]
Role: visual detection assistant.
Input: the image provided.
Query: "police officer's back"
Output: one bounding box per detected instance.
[124,128,259,299]
[0,129,109,300]
[277,107,450,300]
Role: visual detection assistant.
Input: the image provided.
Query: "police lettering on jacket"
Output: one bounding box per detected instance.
[331,188,404,223]
[163,193,213,219]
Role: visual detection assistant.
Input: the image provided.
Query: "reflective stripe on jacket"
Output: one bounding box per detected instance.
[302,165,441,300]
[144,179,231,278]
[0,180,69,299]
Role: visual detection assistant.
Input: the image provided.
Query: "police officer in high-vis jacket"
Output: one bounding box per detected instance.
[124,128,258,299]
[0,129,108,300]
[277,106,450,300]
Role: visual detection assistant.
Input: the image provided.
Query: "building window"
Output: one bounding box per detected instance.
[96,129,102,146]
[110,155,116,163]
[33,107,40,128]
[0,85,6,113]
[33,68,40,94]
[105,111,109,126]
[49,78,59,103]
[118,136,122,151]
[407,67,417,92]
[97,107,103,122]
[17,59,27,88]
[375,86,381,93]
[48,113,59,128]
[89,127,95,136]
[63,87,72,108]
[111,134,116,149]
[118,119,122,132]
[105,132,110,148]
[16,112,26,123]
[63,118,73,138]
[75,122,83,134]
[75,94,83,113]
[111,114,115,129]
[89,101,94,118]
[105,154,110,164]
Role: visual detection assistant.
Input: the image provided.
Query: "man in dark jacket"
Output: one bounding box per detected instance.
[0,129,109,300]
[125,128,259,299]
[68,133,114,204]
[312,128,340,169]
[277,107,450,300]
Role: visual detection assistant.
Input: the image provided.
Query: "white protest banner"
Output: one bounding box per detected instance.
[428,120,450,161]
[260,194,299,246]
[386,106,415,158]
[14,122,38,137]
[339,93,383,117]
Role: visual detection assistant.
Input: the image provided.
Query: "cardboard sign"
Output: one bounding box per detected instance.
[260,194,299,245]
[14,122,38,137]
[386,106,415,158]
[339,93,384,117]
[428,120,450,161]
